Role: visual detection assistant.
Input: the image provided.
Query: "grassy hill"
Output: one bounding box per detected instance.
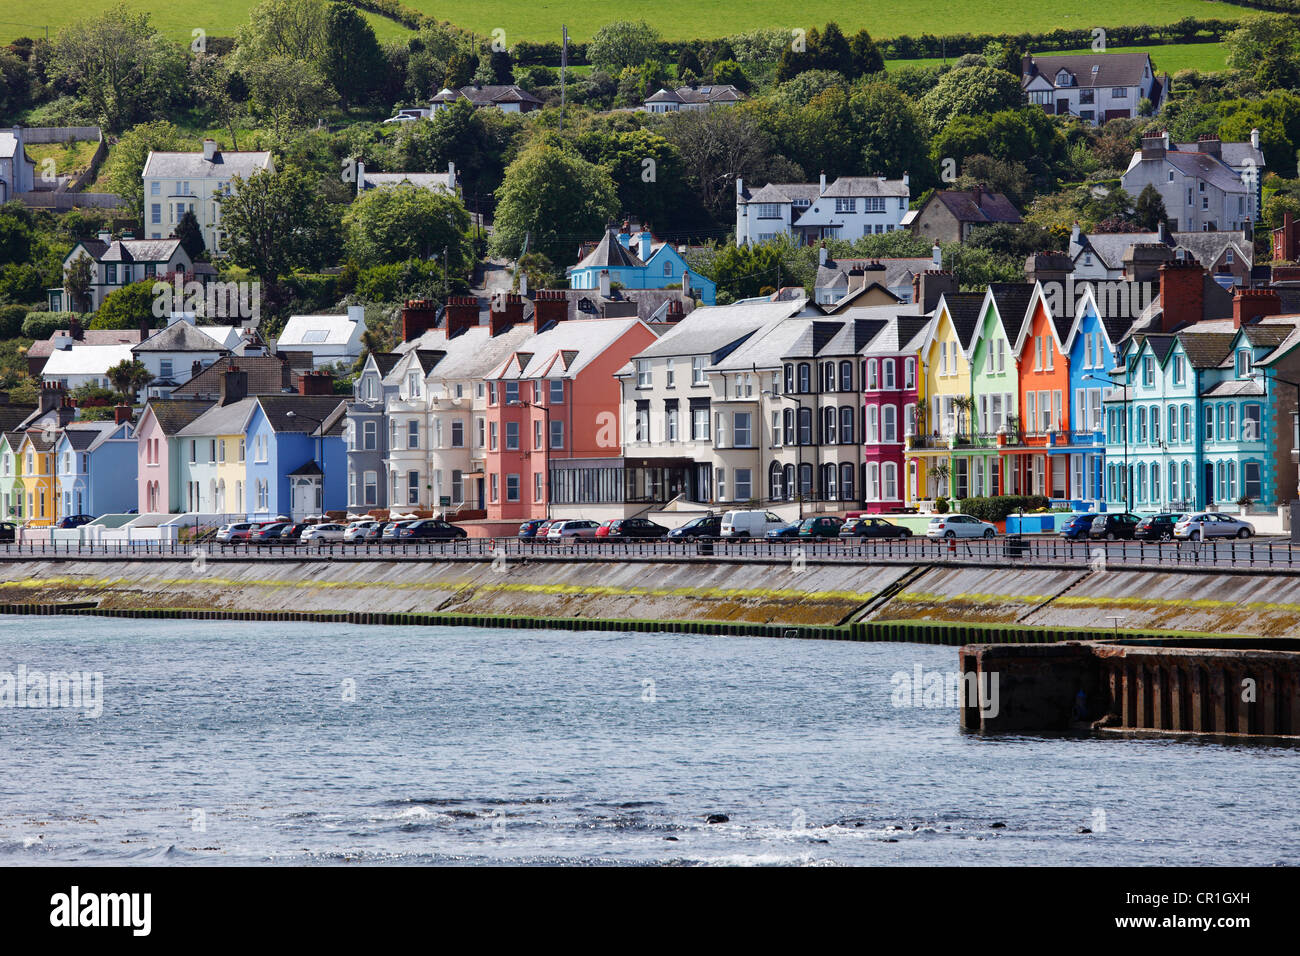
[0,0,1255,45]
[887,41,1232,74]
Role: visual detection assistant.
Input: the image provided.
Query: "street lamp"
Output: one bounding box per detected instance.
[285,410,324,518]
[1085,372,1128,512]
[510,399,551,520]
[764,390,804,520]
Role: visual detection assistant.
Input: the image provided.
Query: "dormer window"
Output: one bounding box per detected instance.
[1237,350,1252,378]
[1056,70,1072,86]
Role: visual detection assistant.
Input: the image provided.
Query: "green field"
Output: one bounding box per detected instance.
[0,0,1254,45]
[888,41,1232,73]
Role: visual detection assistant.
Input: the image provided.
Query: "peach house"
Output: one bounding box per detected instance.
[483,315,658,524]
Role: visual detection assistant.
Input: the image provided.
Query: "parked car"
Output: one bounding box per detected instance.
[363,521,399,542]
[667,515,723,541]
[301,523,347,546]
[394,518,467,540]
[274,522,311,544]
[343,520,378,542]
[251,522,305,544]
[839,516,912,539]
[1058,514,1098,540]
[926,514,996,539]
[56,514,95,529]
[1135,513,1183,542]
[380,521,415,541]
[1174,513,1255,541]
[227,523,264,542]
[598,517,669,539]
[547,519,602,540]
[0,521,15,542]
[216,522,257,543]
[1088,513,1140,541]
[765,521,802,539]
[518,519,547,541]
[796,516,845,539]
[720,510,787,538]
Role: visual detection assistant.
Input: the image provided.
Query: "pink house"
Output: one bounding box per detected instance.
[136,399,214,513]
[861,316,929,513]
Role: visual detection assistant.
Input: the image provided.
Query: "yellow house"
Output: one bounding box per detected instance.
[214,432,246,515]
[905,292,986,504]
[18,431,58,526]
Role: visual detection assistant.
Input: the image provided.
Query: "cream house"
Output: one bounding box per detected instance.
[142,140,274,253]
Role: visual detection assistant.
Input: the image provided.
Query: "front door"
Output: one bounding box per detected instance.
[1204,463,1215,507]
[292,477,317,518]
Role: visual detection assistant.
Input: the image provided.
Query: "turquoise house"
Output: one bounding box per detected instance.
[568,228,717,306]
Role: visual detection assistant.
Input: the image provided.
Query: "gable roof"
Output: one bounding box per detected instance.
[169,354,292,399]
[970,283,1035,358]
[634,299,802,359]
[573,229,645,271]
[28,329,143,360]
[133,322,231,354]
[1023,51,1152,88]
[253,395,348,433]
[930,189,1022,226]
[143,149,273,180]
[939,292,987,350]
[277,312,363,348]
[487,318,649,380]
[42,344,136,377]
[142,399,217,436]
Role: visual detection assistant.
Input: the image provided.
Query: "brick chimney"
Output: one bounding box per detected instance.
[532,289,568,332]
[114,404,132,424]
[69,315,83,341]
[400,299,441,342]
[138,318,153,344]
[1196,134,1222,160]
[298,369,334,395]
[1157,260,1206,333]
[1025,251,1074,286]
[1273,211,1299,263]
[1232,288,1282,328]
[490,293,525,336]
[665,299,685,323]
[916,270,958,313]
[219,365,247,406]
[38,382,65,414]
[444,295,480,338]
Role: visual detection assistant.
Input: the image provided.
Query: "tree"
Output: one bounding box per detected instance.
[398,98,512,209]
[588,21,661,74]
[49,4,185,131]
[175,210,206,261]
[1134,184,1172,232]
[849,30,884,77]
[490,139,619,266]
[852,82,931,185]
[1225,15,1300,86]
[106,357,151,401]
[711,59,750,93]
[660,107,771,220]
[100,121,186,222]
[813,22,853,77]
[920,66,1024,132]
[218,167,336,284]
[236,0,329,63]
[190,55,245,151]
[92,280,156,330]
[343,184,470,270]
[65,252,93,313]
[321,2,383,109]
[243,56,337,140]
[575,127,691,227]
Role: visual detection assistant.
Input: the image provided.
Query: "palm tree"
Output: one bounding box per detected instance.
[927,461,951,500]
[106,359,152,403]
[952,395,975,438]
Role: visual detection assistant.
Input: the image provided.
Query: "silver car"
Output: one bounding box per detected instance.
[301,523,347,546]
[546,519,601,540]
[925,514,997,539]
[344,520,378,542]
[1174,513,1254,541]
[215,522,255,542]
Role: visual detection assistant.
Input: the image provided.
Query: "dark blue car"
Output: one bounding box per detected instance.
[1059,514,1097,540]
[765,521,802,539]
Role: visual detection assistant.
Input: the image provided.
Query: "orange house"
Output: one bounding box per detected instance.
[483,315,658,522]
[1003,283,1071,498]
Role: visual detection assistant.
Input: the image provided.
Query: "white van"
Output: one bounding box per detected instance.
[720,510,788,538]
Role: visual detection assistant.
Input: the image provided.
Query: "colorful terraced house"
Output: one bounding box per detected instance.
[967,283,1034,499]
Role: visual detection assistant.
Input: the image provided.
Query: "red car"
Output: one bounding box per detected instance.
[228,523,264,542]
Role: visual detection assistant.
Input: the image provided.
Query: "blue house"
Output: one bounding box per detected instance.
[1047,285,1128,511]
[55,419,138,517]
[244,395,348,519]
[568,227,717,305]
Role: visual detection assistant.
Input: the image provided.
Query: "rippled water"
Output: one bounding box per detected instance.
[0,615,1295,866]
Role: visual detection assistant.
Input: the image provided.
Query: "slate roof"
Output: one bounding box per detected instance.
[133,322,231,353]
[0,403,37,433]
[255,395,348,433]
[28,329,143,360]
[1202,379,1266,397]
[144,399,216,435]
[42,344,136,376]
[1174,141,1265,169]
[1177,332,1236,368]
[931,189,1022,226]
[646,85,743,105]
[435,85,543,107]
[61,422,118,451]
[169,355,292,399]
[99,239,183,263]
[487,318,646,380]
[820,177,909,198]
[942,293,987,349]
[1163,150,1247,194]
[398,324,536,381]
[574,229,645,270]
[986,283,1035,339]
[176,397,259,438]
[142,150,273,180]
[741,183,822,205]
[359,172,455,192]
[369,353,402,377]
[1023,52,1152,88]
[278,313,362,348]
[634,299,800,359]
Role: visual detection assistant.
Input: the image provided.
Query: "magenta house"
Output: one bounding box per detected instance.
[859,315,931,513]
[136,399,213,513]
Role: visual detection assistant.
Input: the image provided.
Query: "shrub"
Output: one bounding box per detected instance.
[934,497,949,514]
[958,495,1051,523]
[0,303,27,338]
[22,311,76,339]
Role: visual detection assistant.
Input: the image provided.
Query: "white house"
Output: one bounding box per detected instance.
[1122,132,1253,233]
[132,317,232,397]
[644,85,744,113]
[41,343,136,390]
[1021,51,1164,124]
[277,305,367,369]
[141,140,274,253]
[355,160,457,198]
[736,174,910,247]
[0,126,35,202]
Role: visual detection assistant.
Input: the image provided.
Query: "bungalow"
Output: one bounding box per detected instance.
[429,84,543,114]
[644,84,743,113]
[276,305,367,370]
[354,160,456,198]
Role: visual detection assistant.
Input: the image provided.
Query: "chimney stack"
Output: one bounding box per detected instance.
[69,315,83,341]
[444,295,480,338]
[1197,134,1222,160]
[400,299,441,342]
[114,404,132,424]
[490,293,525,336]
[1140,131,1167,161]
[1158,260,1206,333]
[1025,251,1074,286]
[219,365,247,406]
[532,289,568,332]
[1233,288,1282,329]
[202,139,217,162]
[191,360,202,380]
[917,270,958,313]
[38,382,65,414]
[598,270,611,298]
[297,369,334,395]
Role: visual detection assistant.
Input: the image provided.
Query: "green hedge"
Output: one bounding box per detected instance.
[959,495,1050,523]
[21,311,80,339]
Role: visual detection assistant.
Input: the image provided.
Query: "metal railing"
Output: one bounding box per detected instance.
[0,534,1298,572]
